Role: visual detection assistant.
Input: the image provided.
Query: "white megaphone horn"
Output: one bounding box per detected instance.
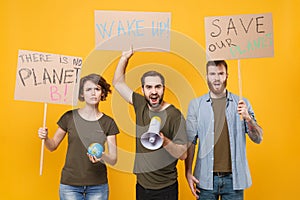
[141,116,163,150]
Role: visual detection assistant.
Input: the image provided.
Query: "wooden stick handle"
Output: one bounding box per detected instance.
[39,103,47,176]
[238,60,243,121]
[238,60,242,99]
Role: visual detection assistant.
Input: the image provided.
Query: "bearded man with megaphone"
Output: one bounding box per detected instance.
[112,46,188,200]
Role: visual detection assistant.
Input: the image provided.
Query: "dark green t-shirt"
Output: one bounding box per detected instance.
[57,109,119,186]
[132,92,187,189]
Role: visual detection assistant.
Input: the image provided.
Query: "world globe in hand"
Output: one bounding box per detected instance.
[87,143,103,158]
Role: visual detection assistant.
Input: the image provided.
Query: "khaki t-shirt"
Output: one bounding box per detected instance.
[212,97,232,172]
[58,109,119,186]
[132,92,187,189]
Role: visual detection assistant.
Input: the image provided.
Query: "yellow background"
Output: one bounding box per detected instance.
[1,0,299,199]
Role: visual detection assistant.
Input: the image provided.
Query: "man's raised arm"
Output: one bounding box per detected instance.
[112,48,134,104]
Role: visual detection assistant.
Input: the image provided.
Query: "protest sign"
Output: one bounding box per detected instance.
[95,10,171,51]
[14,50,82,106]
[14,49,82,175]
[205,13,273,60]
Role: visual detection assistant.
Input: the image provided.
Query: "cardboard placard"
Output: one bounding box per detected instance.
[14,50,82,105]
[95,10,171,52]
[205,13,274,60]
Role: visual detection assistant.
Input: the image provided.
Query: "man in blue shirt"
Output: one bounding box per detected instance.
[185,60,263,200]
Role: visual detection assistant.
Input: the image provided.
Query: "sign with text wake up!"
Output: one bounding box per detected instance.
[14,50,82,105]
[205,13,274,60]
[95,10,171,51]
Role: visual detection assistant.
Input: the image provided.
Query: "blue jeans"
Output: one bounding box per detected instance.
[197,174,244,200]
[59,183,108,200]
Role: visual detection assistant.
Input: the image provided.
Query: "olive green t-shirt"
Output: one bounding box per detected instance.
[132,92,187,189]
[57,109,119,186]
[212,97,232,172]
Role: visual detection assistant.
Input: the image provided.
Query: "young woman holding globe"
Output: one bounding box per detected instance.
[38,73,119,200]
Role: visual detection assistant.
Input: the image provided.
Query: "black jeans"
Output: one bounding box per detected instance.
[136,181,178,200]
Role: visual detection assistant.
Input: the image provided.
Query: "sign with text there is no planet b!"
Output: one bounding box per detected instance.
[14,50,82,105]
[205,13,274,60]
[95,10,171,52]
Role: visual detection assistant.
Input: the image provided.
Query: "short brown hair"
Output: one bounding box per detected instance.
[78,74,111,101]
[206,60,228,74]
[141,71,165,87]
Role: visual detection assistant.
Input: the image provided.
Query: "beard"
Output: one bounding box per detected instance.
[207,79,227,96]
[145,93,164,108]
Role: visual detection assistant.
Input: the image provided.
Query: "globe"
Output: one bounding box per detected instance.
[87,143,103,158]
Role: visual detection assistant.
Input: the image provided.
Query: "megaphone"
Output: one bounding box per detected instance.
[141,116,163,150]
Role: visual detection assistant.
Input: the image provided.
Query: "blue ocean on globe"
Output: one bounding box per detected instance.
[88,143,103,158]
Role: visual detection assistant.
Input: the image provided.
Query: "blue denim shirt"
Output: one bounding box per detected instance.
[186,91,255,190]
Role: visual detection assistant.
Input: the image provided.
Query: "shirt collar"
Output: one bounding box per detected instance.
[206,90,233,102]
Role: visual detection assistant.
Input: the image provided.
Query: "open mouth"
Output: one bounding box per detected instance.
[150,96,159,104]
[213,82,221,88]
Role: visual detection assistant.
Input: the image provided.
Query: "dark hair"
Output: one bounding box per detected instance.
[206,60,228,74]
[141,71,165,87]
[78,73,111,101]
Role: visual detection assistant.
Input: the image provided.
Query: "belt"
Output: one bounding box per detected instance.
[213,172,232,177]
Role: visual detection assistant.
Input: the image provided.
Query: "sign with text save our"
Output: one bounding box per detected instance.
[205,13,274,60]
[95,10,171,51]
[14,50,82,105]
